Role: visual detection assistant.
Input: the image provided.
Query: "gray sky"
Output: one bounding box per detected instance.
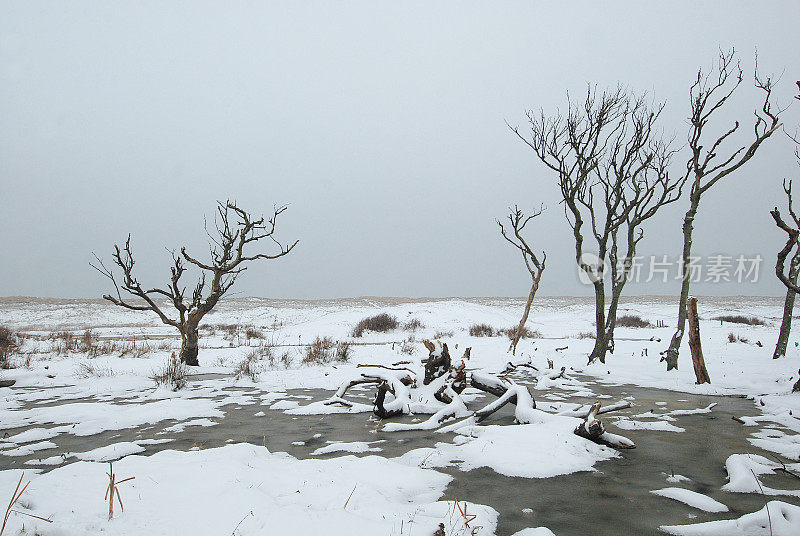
[1,1,799,299]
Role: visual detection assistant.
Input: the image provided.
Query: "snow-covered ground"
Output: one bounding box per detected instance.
[1,295,799,535]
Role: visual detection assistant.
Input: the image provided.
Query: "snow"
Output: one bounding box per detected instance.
[0,444,498,535]
[722,454,800,497]
[665,473,691,483]
[73,442,146,462]
[613,418,685,432]
[511,529,557,536]
[399,417,618,479]
[661,501,800,536]
[311,441,383,455]
[650,487,728,512]
[2,296,800,535]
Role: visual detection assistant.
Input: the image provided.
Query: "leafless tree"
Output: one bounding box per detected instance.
[770,180,800,359]
[92,201,298,366]
[770,84,800,359]
[663,50,784,371]
[497,205,546,355]
[511,86,684,364]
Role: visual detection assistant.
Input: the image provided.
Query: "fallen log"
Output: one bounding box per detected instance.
[573,402,635,449]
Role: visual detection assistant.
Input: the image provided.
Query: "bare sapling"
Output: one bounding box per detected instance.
[497,205,546,355]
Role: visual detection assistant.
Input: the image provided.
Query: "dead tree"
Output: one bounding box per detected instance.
[664,50,783,371]
[497,205,546,355]
[686,297,711,384]
[770,86,800,360]
[92,201,298,366]
[511,86,682,364]
[770,178,800,358]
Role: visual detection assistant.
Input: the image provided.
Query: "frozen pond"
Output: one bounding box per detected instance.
[3,374,798,535]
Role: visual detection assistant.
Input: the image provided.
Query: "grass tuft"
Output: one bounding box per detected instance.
[352,313,399,337]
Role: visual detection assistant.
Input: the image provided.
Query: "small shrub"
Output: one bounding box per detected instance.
[351,313,399,337]
[245,327,264,340]
[151,353,189,390]
[501,326,541,340]
[0,326,18,369]
[279,350,294,368]
[75,362,115,378]
[80,329,95,351]
[303,336,336,364]
[234,352,261,381]
[398,336,416,356]
[117,339,152,358]
[469,324,495,337]
[728,332,749,344]
[433,330,454,339]
[216,324,240,339]
[403,318,424,331]
[715,315,765,326]
[615,314,652,328]
[577,331,596,339]
[335,341,352,362]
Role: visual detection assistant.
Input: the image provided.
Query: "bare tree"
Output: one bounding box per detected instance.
[92,201,298,366]
[663,50,783,371]
[511,86,683,363]
[770,179,800,359]
[770,83,800,360]
[497,205,546,355]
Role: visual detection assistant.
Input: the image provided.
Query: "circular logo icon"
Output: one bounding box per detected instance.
[577,252,606,284]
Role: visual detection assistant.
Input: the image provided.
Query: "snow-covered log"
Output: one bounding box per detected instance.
[573,402,635,449]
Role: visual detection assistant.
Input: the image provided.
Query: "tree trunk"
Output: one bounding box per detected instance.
[604,278,627,355]
[774,255,800,359]
[180,326,200,366]
[686,296,710,384]
[666,198,699,371]
[589,281,608,364]
[510,282,537,355]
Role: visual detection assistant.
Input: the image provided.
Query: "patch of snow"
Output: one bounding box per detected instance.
[311,441,382,455]
[73,442,146,462]
[650,487,728,512]
[660,501,800,535]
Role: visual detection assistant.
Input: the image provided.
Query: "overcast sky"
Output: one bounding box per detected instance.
[1,1,799,299]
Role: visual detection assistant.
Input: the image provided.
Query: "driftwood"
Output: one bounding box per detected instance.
[573,402,636,449]
[325,341,635,449]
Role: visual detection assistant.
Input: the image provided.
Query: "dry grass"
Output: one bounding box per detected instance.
[1,472,52,534]
[75,362,115,378]
[105,462,134,520]
[398,336,416,356]
[403,318,424,331]
[352,313,399,337]
[46,330,161,358]
[433,330,454,339]
[151,353,189,390]
[303,337,352,365]
[728,332,750,344]
[469,324,495,337]
[615,314,652,328]
[233,353,261,381]
[0,326,17,369]
[577,331,596,339]
[501,326,541,340]
[715,314,765,326]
